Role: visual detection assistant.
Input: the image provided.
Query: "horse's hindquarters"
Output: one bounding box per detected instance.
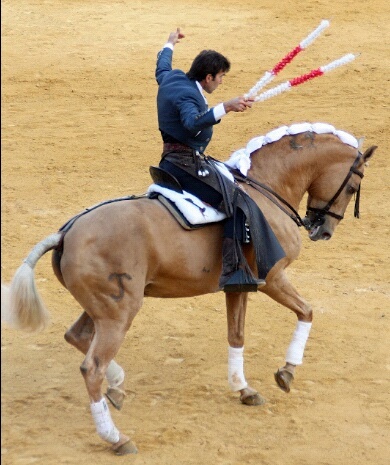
[57,199,224,301]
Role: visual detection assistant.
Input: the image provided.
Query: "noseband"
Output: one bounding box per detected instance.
[304,151,364,229]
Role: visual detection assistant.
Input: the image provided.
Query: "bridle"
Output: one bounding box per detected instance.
[305,151,364,229]
[231,150,364,231]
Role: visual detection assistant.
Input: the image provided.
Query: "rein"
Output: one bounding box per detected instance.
[230,150,364,230]
[231,170,309,229]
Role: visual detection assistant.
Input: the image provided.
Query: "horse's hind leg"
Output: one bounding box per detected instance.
[64,311,126,410]
[225,292,265,406]
[64,312,94,351]
[80,316,138,455]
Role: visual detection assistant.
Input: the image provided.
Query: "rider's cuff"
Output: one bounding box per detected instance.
[163,43,174,50]
[213,103,227,121]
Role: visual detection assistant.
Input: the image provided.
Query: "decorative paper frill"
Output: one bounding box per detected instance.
[225,123,359,176]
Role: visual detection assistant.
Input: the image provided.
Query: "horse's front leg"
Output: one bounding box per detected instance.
[265,270,313,393]
[64,311,126,410]
[225,292,266,406]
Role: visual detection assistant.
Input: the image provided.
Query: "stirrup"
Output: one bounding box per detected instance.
[221,269,265,293]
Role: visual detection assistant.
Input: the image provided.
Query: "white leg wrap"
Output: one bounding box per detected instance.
[286,321,312,365]
[90,397,120,444]
[105,360,125,388]
[228,346,248,391]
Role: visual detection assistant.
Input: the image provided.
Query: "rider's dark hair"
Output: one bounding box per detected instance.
[186,50,231,81]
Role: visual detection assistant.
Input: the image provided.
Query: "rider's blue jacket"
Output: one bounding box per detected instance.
[155,47,221,154]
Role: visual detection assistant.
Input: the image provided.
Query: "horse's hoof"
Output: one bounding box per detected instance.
[239,387,266,406]
[274,368,294,393]
[105,387,126,410]
[240,392,266,406]
[113,439,138,455]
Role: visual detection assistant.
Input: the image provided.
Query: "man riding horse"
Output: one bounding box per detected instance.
[153,28,284,292]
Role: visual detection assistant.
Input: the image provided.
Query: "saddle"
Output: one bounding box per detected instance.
[148,167,227,230]
[146,184,226,230]
[149,166,183,193]
[149,162,286,280]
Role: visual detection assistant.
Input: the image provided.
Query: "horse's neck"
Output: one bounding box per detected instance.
[249,136,331,209]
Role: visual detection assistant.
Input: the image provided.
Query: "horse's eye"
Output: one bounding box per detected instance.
[347,185,357,195]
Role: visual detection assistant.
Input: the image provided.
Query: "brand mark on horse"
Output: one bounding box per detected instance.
[109,273,132,301]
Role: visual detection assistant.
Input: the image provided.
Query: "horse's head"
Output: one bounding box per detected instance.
[303,144,377,241]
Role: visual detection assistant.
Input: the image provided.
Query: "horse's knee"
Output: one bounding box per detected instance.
[80,358,105,383]
[80,362,88,377]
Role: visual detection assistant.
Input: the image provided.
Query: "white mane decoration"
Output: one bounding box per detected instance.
[225,122,359,176]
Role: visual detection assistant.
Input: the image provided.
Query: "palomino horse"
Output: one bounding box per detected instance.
[2,123,376,455]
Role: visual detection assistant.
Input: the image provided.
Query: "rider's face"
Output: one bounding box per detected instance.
[203,71,226,94]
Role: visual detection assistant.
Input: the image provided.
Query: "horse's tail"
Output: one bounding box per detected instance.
[1,232,62,332]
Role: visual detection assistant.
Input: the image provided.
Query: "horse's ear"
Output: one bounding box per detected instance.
[363,145,378,163]
[357,137,365,150]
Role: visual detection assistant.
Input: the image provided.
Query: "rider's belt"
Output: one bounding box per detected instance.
[163,142,194,155]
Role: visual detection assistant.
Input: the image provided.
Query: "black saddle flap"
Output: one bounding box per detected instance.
[149,166,183,193]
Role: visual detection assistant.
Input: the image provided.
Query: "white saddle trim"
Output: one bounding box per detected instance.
[147,184,227,225]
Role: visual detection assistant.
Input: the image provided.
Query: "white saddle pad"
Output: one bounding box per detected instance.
[147,184,227,225]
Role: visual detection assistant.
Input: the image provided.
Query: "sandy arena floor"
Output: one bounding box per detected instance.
[1,0,390,464]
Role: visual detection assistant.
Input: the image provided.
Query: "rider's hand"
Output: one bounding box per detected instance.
[223,96,255,113]
[167,28,185,46]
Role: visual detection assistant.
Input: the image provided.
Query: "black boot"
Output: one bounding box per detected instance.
[219,238,265,293]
